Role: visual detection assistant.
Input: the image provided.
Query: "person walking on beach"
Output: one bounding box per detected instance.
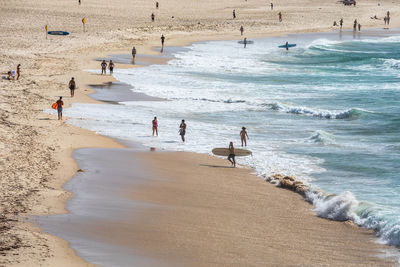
[270,3,273,10]
[179,119,186,142]
[156,1,159,8]
[68,77,76,97]
[387,11,390,25]
[16,64,21,80]
[240,127,249,147]
[240,26,244,36]
[132,46,137,62]
[101,60,107,75]
[339,18,343,29]
[278,12,282,22]
[228,142,236,167]
[152,117,158,136]
[151,13,155,22]
[160,35,165,52]
[353,19,357,31]
[384,16,387,25]
[56,97,64,120]
[233,9,236,19]
[78,0,81,5]
[109,60,114,75]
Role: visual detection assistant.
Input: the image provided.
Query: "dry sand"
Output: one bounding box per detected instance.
[1,0,400,266]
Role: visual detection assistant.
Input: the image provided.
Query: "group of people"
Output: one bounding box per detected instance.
[151,117,249,167]
[100,60,114,75]
[384,11,391,25]
[2,64,20,80]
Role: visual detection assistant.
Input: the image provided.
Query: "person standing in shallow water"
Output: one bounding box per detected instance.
[160,35,165,52]
[152,117,158,136]
[101,60,107,75]
[240,127,249,147]
[109,60,114,75]
[179,120,186,142]
[228,142,236,167]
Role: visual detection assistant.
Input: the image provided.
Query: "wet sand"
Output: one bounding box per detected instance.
[37,149,398,266]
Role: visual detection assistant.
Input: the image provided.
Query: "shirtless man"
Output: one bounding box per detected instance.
[228,142,236,167]
[68,77,76,97]
[152,117,158,136]
[101,60,107,75]
[56,97,64,120]
[240,26,244,36]
[278,12,282,22]
[179,119,186,142]
[240,127,249,147]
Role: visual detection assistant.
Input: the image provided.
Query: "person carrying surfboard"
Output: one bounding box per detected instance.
[56,97,64,120]
[228,142,236,167]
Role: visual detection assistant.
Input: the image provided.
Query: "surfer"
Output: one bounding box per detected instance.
[240,26,244,36]
[101,60,107,75]
[244,38,247,48]
[179,119,186,142]
[68,77,76,97]
[285,41,289,51]
[240,127,249,147]
[109,60,114,75]
[16,64,21,80]
[56,97,64,120]
[228,142,236,167]
[152,117,158,136]
[161,35,165,52]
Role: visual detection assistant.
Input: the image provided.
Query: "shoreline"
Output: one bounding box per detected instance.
[38,28,400,265]
[2,0,400,265]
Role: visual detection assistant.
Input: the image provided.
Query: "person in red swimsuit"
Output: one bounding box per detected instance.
[152,117,158,136]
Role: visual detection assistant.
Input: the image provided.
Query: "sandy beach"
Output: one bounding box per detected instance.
[1,0,400,266]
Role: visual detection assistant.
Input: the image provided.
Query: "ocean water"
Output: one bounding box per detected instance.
[61,30,400,248]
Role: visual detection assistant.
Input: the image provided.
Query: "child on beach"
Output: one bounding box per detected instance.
[228,142,236,167]
[240,127,249,147]
[101,60,107,75]
[68,77,76,97]
[109,60,114,75]
[152,117,158,136]
[179,120,186,142]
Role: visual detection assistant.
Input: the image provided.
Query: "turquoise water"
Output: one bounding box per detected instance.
[64,29,400,247]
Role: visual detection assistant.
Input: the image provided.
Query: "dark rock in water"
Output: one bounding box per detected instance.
[77,169,84,172]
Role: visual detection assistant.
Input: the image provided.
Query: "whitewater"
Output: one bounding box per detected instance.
[59,30,400,249]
